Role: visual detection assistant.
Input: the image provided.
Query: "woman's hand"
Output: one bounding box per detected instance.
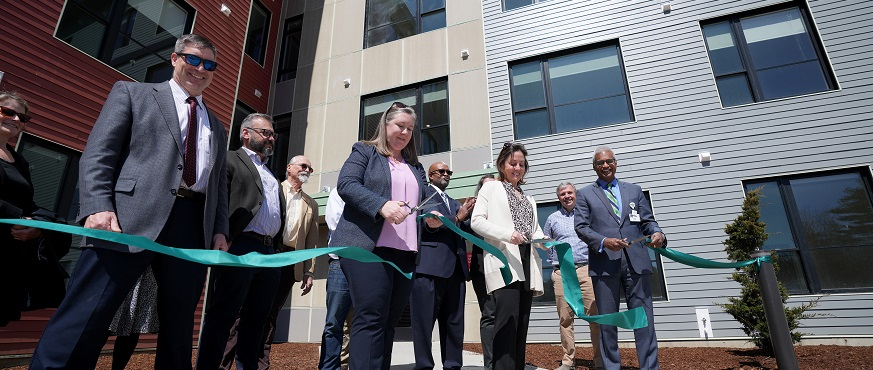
[509,231,528,245]
[380,201,409,224]
[424,211,444,229]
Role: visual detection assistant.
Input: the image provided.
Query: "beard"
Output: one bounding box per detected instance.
[249,138,273,157]
[297,173,310,183]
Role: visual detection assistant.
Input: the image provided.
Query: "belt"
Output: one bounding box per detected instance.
[175,187,205,202]
[241,231,274,246]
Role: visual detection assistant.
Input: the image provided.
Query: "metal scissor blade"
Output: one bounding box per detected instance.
[408,191,440,214]
[628,235,650,244]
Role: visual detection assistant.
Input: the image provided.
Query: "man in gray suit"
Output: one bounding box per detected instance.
[31,34,228,370]
[574,146,666,370]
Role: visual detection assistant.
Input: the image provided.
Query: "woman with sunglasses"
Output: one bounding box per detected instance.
[1,92,71,327]
[329,101,433,370]
[471,142,547,370]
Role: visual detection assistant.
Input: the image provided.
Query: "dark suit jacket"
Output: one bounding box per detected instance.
[78,81,228,252]
[329,142,427,251]
[226,148,285,249]
[574,180,665,277]
[415,185,471,280]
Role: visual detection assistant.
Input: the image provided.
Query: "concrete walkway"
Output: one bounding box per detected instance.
[389,339,546,370]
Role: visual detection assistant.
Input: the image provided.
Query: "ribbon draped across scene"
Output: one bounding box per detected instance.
[1,216,771,330]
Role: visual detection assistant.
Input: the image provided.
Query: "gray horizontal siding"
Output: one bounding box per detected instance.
[482,0,873,343]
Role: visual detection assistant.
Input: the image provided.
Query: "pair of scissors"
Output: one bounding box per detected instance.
[402,191,440,214]
[627,235,652,245]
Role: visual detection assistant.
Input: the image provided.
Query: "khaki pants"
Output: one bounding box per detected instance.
[552,265,603,369]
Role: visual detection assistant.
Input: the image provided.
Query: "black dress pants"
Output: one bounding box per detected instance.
[491,243,532,370]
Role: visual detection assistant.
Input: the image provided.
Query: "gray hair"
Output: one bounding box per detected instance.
[239,113,274,141]
[288,155,307,165]
[175,34,217,57]
[555,181,575,195]
[592,146,614,163]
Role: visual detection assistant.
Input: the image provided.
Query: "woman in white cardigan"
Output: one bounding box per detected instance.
[471,142,546,370]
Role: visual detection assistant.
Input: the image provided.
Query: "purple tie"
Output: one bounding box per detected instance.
[183,97,198,187]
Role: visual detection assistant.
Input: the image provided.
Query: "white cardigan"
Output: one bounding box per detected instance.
[471,181,546,296]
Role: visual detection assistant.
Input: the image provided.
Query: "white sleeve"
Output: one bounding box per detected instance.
[325,188,345,232]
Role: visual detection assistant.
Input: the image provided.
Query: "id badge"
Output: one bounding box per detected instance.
[629,211,641,223]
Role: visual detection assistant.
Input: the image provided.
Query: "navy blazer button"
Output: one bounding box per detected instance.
[177,164,183,170]
[170,189,177,195]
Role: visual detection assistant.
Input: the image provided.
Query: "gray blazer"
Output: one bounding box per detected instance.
[329,142,426,252]
[574,180,665,277]
[78,81,229,252]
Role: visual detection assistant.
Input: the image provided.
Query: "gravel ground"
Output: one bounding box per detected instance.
[6,343,870,369]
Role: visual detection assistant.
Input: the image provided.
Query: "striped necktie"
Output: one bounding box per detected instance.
[605,183,620,219]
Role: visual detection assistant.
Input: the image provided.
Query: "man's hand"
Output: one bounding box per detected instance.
[10,218,42,241]
[212,234,229,252]
[603,237,629,252]
[84,211,122,232]
[425,211,444,228]
[646,232,666,248]
[380,201,409,224]
[300,274,314,296]
[456,197,476,222]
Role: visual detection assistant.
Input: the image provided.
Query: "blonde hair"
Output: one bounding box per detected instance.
[0,91,29,114]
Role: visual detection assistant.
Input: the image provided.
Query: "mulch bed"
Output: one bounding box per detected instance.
[5,343,870,369]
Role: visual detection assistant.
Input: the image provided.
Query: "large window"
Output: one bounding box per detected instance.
[503,0,550,12]
[364,0,446,48]
[532,197,667,306]
[245,1,271,65]
[744,168,873,294]
[277,16,303,82]
[508,43,634,140]
[360,80,450,156]
[56,0,194,82]
[701,2,836,107]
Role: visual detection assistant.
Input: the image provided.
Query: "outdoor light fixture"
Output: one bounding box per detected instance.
[461,49,470,59]
[343,78,351,88]
[698,151,712,163]
[220,4,231,16]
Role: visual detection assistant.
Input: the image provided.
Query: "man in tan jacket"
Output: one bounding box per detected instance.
[219,154,320,370]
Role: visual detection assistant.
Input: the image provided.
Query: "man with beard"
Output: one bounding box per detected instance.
[196,113,285,370]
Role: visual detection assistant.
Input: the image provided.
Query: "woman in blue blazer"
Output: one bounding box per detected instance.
[329,102,430,370]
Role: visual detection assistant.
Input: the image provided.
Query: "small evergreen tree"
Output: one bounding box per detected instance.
[717,188,821,353]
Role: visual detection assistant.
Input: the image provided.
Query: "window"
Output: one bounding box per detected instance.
[245,1,271,65]
[277,16,303,82]
[532,198,667,307]
[56,0,194,82]
[508,43,634,140]
[228,101,256,151]
[744,169,873,294]
[270,114,292,177]
[360,80,450,156]
[364,0,446,48]
[701,2,836,107]
[503,0,549,12]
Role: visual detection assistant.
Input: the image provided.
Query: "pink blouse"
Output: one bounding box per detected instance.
[376,158,420,252]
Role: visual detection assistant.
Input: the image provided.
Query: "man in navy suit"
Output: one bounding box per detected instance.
[574,146,666,370]
[31,34,228,370]
[411,161,475,370]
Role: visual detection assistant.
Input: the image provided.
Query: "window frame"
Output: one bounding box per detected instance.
[244,0,272,65]
[358,78,451,156]
[507,41,635,140]
[743,167,873,294]
[700,1,837,107]
[55,0,195,82]
[276,16,303,82]
[363,0,447,48]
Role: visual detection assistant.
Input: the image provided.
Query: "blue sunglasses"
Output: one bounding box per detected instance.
[176,53,218,71]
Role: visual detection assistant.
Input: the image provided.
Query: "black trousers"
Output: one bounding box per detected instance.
[31,197,207,370]
[491,243,532,370]
[341,247,416,370]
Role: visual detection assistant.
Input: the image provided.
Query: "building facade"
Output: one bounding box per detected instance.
[481,0,873,344]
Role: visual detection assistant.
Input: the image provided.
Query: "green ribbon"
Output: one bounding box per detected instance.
[417,214,513,285]
[649,245,771,269]
[0,219,412,279]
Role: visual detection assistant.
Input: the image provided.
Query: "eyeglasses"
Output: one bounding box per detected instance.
[384,101,409,120]
[1,106,31,123]
[594,159,617,166]
[176,53,218,71]
[292,163,314,173]
[430,169,453,176]
[245,127,274,138]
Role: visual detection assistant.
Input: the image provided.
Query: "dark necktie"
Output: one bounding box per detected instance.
[183,97,198,187]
